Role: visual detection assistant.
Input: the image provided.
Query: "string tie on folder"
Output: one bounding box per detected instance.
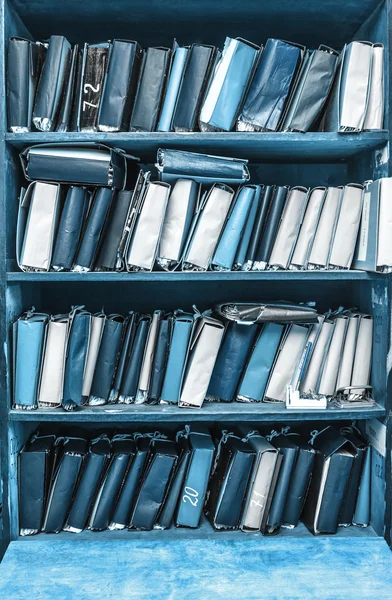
[192,305,202,318]
[176,425,191,441]
[309,426,329,445]
[91,433,111,445]
[112,433,133,441]
[266,429,279,441]
[242,430,259,440]
[134,431,168,442]
[212,430,246,474]
[25,306,36,319]
[280,426,290,435]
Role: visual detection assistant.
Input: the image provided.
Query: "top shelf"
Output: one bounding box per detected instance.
[5,132,389,162]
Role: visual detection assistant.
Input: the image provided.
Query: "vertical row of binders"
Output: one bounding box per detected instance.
[19,425,371,536]
[12,302,374,412]
[16,145,392,274]
[7,35,384,133]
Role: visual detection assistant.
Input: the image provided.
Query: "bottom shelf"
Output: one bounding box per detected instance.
[1,525,390,600]
[17,517,379,541]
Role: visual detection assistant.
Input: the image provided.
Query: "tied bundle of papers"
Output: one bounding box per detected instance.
[18,424,372,536]
[12,302,374,411]
[7,35,384,133]
[16,144,392,274]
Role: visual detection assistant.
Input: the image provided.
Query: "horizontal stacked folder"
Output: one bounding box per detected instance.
[16,144,392,274]
[7,35,384,133]
[19,425,372,536]
[12,301,374,411]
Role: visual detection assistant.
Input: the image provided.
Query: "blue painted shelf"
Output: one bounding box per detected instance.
[5,131,388,161]
[9,403,386,422]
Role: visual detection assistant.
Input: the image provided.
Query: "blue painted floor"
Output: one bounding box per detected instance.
[0,536,391,599]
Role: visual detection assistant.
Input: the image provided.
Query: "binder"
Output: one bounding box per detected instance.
[179,316,225,408]
[7,37,45,132]
[158,179,200,270]
[353,445,371,527]
[238,39,304,132]
[110,437,151,529]
[233,185,262,270]
[253,186,289,268]
[266,435,298,533]
[248,185,275,270]
[62,309,91,410]
[118,315,151,404]
[211,185,256,271]
[339,430,368,526]
[216,302,318,324]
[301,319,335,393]
[200,37,259,132]
[98,40,143,132]
[207,322,258,402]
[51,186,90,271]
[208,437,255,530]
[282,439,316,528]
[157,46,189,132]
[173,44,217,132]
[82,313,106,401]
[149,316,171,403]
[126,182,171,271]
[328,184,364,269]
[129,46,171,132]
[21,143,139,190]
[302,427,355,534]
[176,430,215,528]
[264,324,310,402]
[183,183,234,271]
[268,186,309,269]
[19,434,56,535]
[351,315,373,393]
[13,310,48,409]
[322,41,373,133]
[110,311,139,402]
[318,315,349,396]
[89,315,125,405]
[136,310,163,403]
[237,323,284,402]
[156,148,250,185]
[37,315,69,408]
[32,35,71,131]
[64,435,111,533]
[290,187,327,270]
[88,436,135,531]
[308,186,342,269]
[77,42,110,131]
[73,187,114,272]
[43,437,88,533]
[17,181,61,272]
[238,430,282,533]
[363,44,384,130]
[282,46,339,132]
[56,44,80,132]
[155,437,192,529]
[336,314,360,391]
[353,178,392,273]
[95,190,134,271]
[130,440,178,530]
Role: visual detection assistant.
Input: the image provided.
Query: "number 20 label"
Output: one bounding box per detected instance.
[182,486,199,506]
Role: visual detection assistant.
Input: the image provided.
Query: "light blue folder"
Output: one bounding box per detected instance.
[200,37,259,132]
[237,323,284,401]
[212,186,256,270]
[14,312,48,408]
[353,445,371,527]
[233,185,262,269]
[157,47,189,132]
[160,313,194,404]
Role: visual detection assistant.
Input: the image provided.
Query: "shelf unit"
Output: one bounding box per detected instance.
[1,0,392,596]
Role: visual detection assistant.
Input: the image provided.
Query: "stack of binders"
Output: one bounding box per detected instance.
[7,35,384,133]
[18,425,372,536]
[16,144,392,274]
[12,302,374,411]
